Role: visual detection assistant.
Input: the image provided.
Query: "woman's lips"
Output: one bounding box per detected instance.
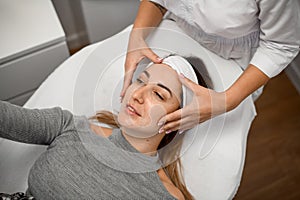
[126,104,141,116]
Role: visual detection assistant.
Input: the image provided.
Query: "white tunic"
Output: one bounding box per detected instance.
[150,0,300,78]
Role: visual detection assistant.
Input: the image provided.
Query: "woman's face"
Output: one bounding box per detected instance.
[118,63,182,138]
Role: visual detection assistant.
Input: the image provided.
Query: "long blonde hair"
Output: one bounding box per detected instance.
[89,111,194,200]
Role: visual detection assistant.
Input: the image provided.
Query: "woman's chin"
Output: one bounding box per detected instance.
[120,125,159,139]
[118,113,160,138]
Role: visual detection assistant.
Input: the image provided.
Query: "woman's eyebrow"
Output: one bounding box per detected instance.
[157,83,172,97]
[142,70,172,96]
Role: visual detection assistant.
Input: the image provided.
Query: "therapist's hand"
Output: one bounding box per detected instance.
[121,32,163,99]
[158,73,229,134]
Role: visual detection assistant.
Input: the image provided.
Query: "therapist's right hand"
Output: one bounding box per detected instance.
[120,33,163,99]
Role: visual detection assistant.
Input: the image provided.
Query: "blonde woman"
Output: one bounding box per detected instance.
[0,56,208,200]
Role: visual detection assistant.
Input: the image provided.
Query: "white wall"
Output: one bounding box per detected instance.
[80,0,140,43]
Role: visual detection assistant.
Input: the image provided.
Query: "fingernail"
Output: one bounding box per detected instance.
[157,121,164,126]
[165,130,172,134]
[157,57,163,62]
[159,128,164,134]
[179,130,184,134]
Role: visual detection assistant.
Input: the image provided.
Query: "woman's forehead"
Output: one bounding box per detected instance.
[145,64,182,94]
[145,64,177,80]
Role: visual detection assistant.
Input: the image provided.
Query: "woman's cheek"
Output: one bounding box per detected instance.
[147,104,168,126]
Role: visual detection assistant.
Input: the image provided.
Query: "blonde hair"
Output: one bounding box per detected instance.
[89,111,194,200]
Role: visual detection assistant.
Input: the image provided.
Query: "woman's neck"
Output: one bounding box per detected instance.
[121,130,165,156]
[90,123,164,156]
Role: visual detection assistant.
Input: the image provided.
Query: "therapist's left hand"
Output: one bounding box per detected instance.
[158,73,229,134]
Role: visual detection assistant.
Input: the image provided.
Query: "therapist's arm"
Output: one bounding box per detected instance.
[132,0,167,35]
[121,0,167,98]
[157,0,300,133]
[228,0,300,109]
[226,64,269,110]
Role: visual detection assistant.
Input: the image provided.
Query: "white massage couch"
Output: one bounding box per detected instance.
[0,20,256,199]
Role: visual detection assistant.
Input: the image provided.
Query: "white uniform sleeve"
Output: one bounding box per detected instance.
[250,0,300,78]
[148,0,166,7]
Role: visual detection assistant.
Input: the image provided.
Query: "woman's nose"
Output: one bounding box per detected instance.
[132,86,146,103]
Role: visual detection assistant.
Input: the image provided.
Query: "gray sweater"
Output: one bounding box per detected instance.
[0,101,176,200]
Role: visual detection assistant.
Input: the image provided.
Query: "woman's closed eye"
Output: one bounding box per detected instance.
[136,78,166,100]
[136,78,145,85]
[154,91,164,100]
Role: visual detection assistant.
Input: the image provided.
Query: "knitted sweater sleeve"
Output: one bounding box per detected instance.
[0,100,74,145]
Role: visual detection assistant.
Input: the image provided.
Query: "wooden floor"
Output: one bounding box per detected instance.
[235,72,300,200]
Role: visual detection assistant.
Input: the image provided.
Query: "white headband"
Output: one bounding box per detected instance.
[161,56,198,107]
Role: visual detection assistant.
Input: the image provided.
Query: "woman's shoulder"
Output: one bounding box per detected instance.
[157,169,185,200]
[89,123,113,138]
